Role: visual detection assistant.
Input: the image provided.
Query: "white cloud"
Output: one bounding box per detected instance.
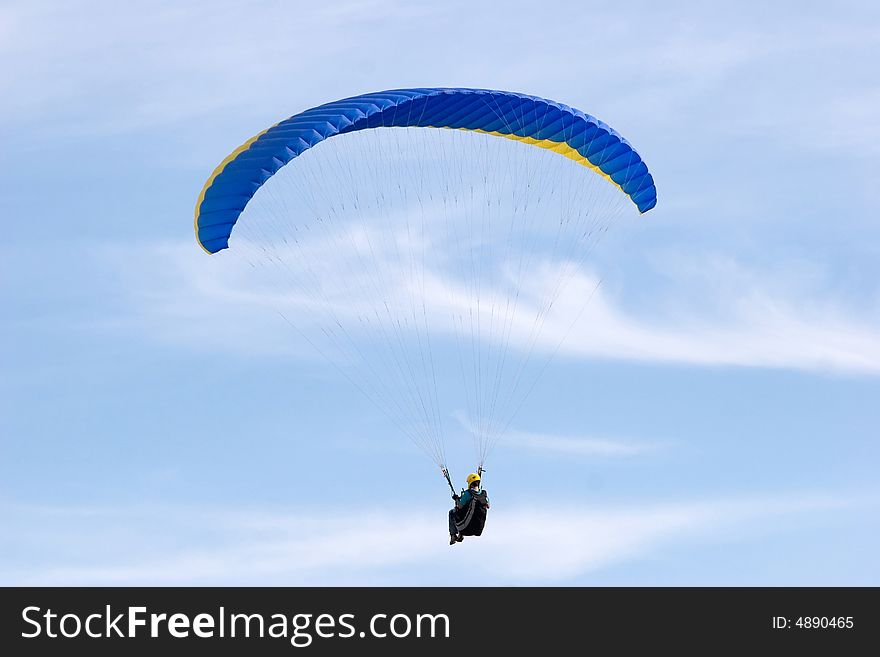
[0,0,432,137]
[454,411,661,457]
[503,430,662,458]
[548,266,880,373]
[3,0,878,163]
[0,492,867,585]
[100,238,880,376]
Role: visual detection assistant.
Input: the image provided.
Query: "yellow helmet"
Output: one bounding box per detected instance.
[466,473,481,486]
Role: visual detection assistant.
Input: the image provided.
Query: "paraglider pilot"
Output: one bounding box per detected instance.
[449,473,490,545]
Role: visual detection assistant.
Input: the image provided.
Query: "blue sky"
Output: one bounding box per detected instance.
[2,0,879,585]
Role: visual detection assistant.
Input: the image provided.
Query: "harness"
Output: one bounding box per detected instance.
[453,489,489,533]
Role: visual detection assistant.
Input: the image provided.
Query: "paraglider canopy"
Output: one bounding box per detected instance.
[195,87,656,254]
[194,87,656,480]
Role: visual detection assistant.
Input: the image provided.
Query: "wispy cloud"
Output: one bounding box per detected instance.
[96,239,880,375]
[454,412,661,457]
[503,430,662,458]
[1,491,869,585]
[0,0,433,138]
[4,0,878,163]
